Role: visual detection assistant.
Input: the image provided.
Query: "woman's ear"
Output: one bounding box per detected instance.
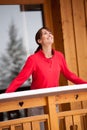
[37,39,42,44]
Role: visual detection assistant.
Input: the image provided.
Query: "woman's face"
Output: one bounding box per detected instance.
[38,29,54,47]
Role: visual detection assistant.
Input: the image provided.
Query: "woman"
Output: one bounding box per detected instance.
[5,27,87,93]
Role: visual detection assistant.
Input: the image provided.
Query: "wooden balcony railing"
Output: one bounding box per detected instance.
[0,84,87,130]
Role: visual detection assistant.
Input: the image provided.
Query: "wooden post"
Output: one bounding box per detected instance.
[46,96,59,130]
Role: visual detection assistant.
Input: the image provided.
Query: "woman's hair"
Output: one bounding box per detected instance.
[35,26,51,53]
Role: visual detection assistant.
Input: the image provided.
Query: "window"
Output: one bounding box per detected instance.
[0,5,44,90]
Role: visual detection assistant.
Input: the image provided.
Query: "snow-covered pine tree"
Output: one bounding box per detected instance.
[0,22,31,90]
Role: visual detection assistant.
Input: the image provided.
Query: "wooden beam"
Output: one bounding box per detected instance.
[60,0,78,85]
[0,0,44,5]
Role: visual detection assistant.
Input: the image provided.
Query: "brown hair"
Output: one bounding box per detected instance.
[35,27,51,53]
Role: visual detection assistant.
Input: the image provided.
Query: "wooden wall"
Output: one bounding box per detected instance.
[52,0,87,85]
[60,0,87,83]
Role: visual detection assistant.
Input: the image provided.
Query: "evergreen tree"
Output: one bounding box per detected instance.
[0,22,31,90]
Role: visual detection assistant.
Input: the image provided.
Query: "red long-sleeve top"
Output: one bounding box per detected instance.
[5,49,87,93]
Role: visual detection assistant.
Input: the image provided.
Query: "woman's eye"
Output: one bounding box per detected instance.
[44,32,47,34]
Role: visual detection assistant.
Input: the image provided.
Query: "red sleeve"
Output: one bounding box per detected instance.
[5,56,35,93]
[60,53,87,84]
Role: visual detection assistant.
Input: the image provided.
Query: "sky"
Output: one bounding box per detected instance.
[0,5,43,56]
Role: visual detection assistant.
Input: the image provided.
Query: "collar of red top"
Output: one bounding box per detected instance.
[39,49,55,59]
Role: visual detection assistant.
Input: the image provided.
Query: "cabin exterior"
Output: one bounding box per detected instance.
[0,0,87,129]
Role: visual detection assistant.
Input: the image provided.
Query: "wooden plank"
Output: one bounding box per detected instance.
[58,119,65,130]
[23,122,31,130]
[82,115,87,129]
[72,0,87,80]
[0,97,46,112]
[47,96,59,130]
[60,0,78,85]
[43,0,53,30]
[73,115,84,130]
[0,114,48,127]
[0,126,10,130]
[70,102,82,110]
[56,91,87,104]
[0,0,44,4]
[11,125,15,130]
[32,121,40,130]
[65,116,73,130]
[82,100,87,108]
[82,0,87,109]
[11,124,22,130]
[15,124,22,130]
[57,108,87,118]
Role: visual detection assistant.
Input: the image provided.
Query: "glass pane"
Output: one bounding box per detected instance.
[0,5,43,91]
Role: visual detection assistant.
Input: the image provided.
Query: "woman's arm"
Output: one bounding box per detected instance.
[5,56,34,93]
[60,53,87,84]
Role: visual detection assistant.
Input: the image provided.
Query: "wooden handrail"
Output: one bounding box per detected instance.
[0,84,87,101]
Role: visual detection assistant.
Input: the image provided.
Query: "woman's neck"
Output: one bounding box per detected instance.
[42,46,53,58]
